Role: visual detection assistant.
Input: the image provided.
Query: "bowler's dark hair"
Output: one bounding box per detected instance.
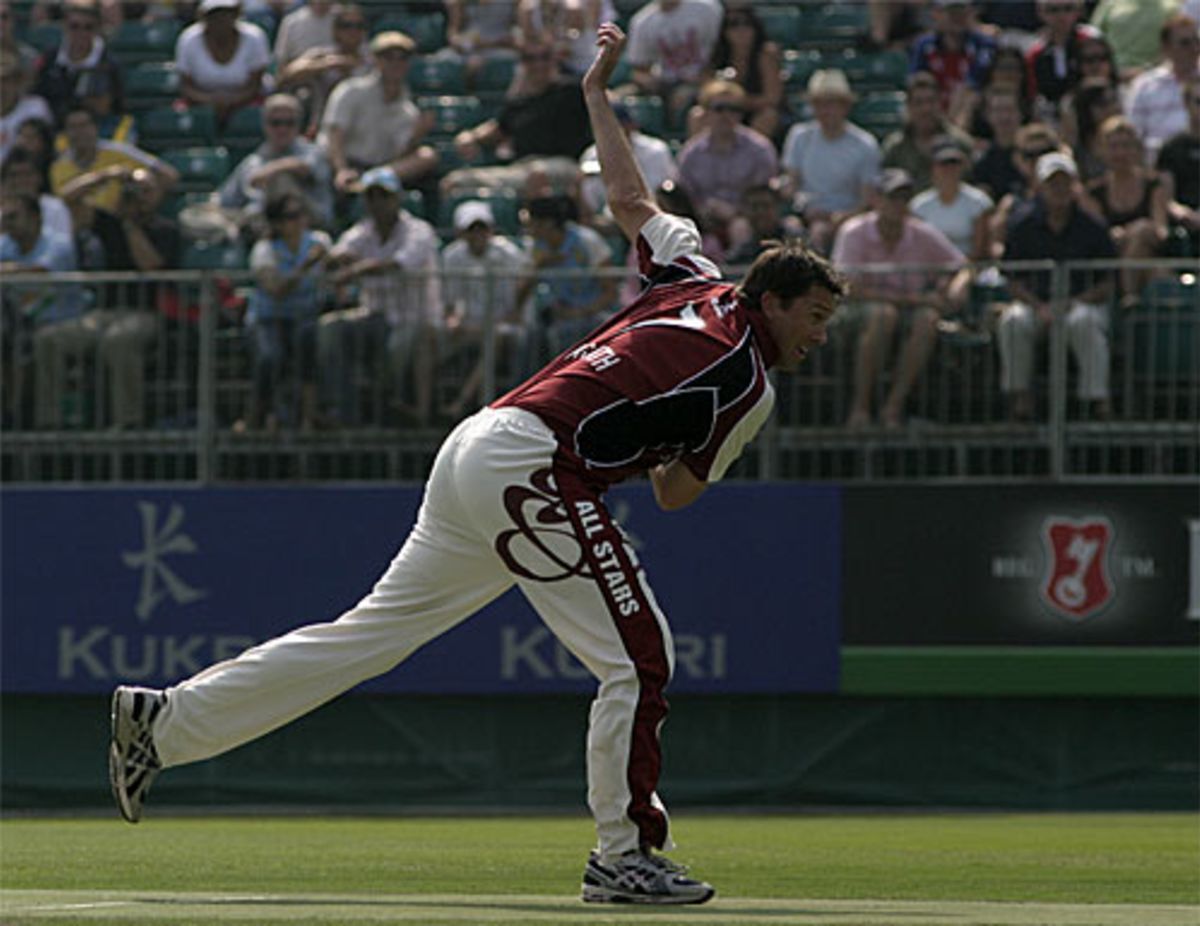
[736,239,848,308]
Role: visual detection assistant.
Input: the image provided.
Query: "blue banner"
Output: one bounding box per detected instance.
[1,484,841,694]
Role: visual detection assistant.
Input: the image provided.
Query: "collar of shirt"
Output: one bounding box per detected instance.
[742,293,781,369]
[56,36,102,69]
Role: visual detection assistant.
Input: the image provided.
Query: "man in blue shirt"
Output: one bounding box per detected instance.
[1,191,85,429]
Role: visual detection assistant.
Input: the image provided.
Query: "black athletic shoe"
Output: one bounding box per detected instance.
[581,848,715,904]
[108,686,166,823]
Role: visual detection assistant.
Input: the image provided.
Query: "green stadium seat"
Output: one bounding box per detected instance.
[798,4,870,49]
[847,49,910,92]
[438,187,521,237]
[242,8,277,45]
[139,106,216,148]
[755,6,801,46]
[429,136,498,173]
[409,55,466,94]
[109,20,180,65]
[217,105,264,150]
[372,11,445,53]
[1129,277,1199,378]
[182,239,246,271]
[123,64,180,112]
[617,94,664,136]
[418,95,486,137]
[163,145,230,192]
[781,49,825,91]
[851,91,907,138]
[19,22,60,51]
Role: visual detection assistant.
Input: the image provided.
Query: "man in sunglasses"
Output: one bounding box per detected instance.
[276,2,371,135]
[217,93,334,235]
[31,0,123,124]
[677,80,777,247]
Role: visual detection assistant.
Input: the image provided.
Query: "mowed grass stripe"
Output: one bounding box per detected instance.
[1,813,1196,918]
[2,891,1199,926]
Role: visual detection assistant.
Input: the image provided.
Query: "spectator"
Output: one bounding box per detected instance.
[911,135,993,258]
[516,0,612,77]
[175,0,271,125]
[724,182,805,266]
[13,117,56,182]
[780,69,880,255]
[1125,13,1200,161]
[867,0,925,50]
[0,0,38,86]
[452,36,591,165]
[274,0,334,72]
[322,167,440,426]
[276,2,370,136]
[240,192,330,433]
[31,0,123,124]
[444,0,520,89]
[689,3,786,142]
[1,146,72,238]
[882,71,974,192]
[1025,0,1104,122]
[832,168,965,429]
[1063,77,1122,180]
[969,88,1027,200]
[677,79,778,245]
[997,152,1116,420]
[1089,0,1179,77]
[956,44,1031,138]
[1081,115,1170,300]
[625,0,722,129]
[516,194,615,360]
[579,98,677,222]
[439,199,531,418]
[217,93,334,235]
[986,121,1062,257]
[55,67,137,150]
[1157,76,1200,253]
[50,105,177,213]
[1,54,53,165]
[0,191,85,429]
[909,0,997,117]
[56,166,180,428]
[321,30,438,195]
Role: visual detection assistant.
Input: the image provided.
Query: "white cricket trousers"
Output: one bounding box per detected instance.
[152,407,676,856]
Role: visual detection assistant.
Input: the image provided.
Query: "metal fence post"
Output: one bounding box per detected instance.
[481,262,497,403]
[1048,262,1069,479]
[196,271,217,483]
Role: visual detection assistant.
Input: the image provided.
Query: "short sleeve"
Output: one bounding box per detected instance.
[242,24,272,72]
[249,239,276,272]
[634,211,704,276]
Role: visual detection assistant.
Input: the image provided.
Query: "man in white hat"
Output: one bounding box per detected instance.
[780,68,880,253]
[996,151,1117,421]
[438,199,532,417]
[321,166,441,425]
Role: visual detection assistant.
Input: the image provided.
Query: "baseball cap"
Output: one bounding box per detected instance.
[198,0,239,14]
[878,167,915,195]
[1035,151,1078,182]
[360,166,402,193]
[807,68,855,101]
[370,30,416,55]
[931,135,968,163]
[454,199,495,231]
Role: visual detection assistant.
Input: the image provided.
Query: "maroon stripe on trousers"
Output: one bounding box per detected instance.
[554,463,671,851]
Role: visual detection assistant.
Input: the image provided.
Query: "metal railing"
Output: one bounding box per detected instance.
[2,259,1197,483]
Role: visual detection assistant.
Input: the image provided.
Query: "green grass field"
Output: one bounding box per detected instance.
[2,813,1197,925]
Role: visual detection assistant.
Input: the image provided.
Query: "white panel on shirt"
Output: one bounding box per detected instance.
[636,211,719,276]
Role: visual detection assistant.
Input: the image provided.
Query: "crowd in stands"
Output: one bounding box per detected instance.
[1,0,1198,433]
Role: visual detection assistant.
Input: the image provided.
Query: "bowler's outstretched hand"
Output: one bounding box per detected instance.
[582,23,627,96]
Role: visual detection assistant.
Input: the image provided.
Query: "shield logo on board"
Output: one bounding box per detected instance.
[1040,516,1115,620]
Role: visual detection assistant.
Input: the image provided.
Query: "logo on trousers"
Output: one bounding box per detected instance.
[1040,516,1114,620]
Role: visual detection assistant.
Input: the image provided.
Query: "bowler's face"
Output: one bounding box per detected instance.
[764,286,838,371]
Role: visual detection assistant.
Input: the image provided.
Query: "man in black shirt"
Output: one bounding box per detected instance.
[996,151,1116,420]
